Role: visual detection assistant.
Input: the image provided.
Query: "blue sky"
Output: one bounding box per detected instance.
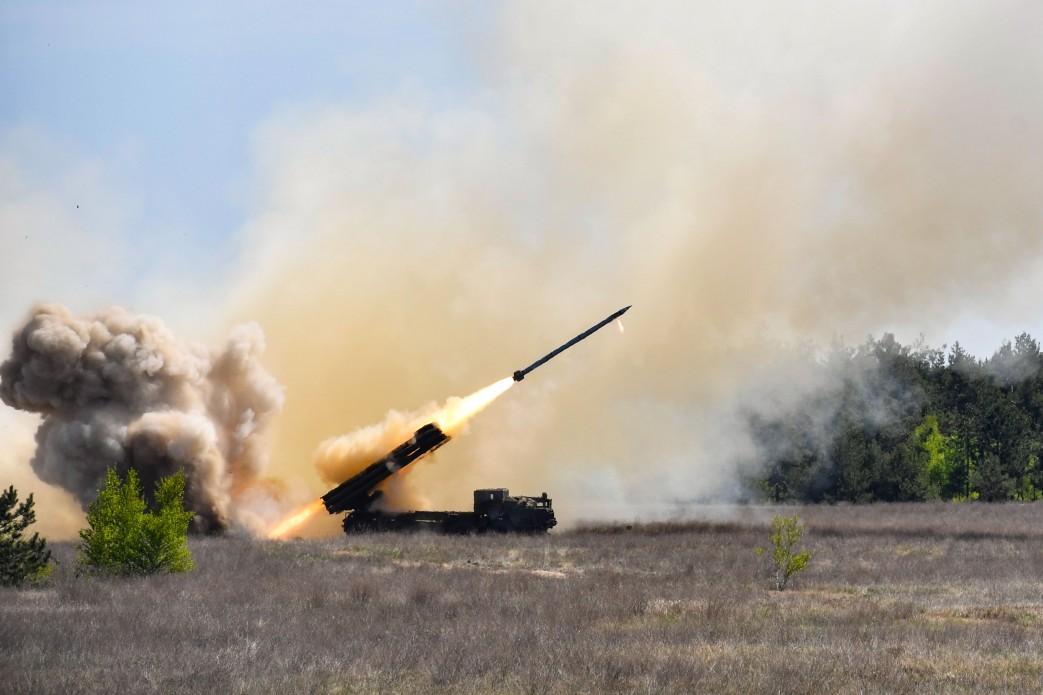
[1,2,487,284]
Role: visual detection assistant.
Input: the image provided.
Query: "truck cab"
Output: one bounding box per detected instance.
[473,488,556,532]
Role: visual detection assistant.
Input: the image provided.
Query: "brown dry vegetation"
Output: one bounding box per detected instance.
[3,503,1043,694]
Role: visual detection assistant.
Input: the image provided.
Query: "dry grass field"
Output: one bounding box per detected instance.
[3,503,1043,694]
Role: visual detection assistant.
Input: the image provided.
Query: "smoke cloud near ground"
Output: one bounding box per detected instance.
[227,0,1043,529]
[0,304,284,533]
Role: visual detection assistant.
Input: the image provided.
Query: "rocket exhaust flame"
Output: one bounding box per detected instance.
[434,377,515,435]
[266,498,324,539]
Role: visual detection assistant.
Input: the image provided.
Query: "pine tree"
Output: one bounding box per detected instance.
[80,468,194,575]
[0,485,52,586]
[135,472,194,574]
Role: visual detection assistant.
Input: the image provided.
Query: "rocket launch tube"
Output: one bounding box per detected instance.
[321,423,450,514]
[512,306,630,381]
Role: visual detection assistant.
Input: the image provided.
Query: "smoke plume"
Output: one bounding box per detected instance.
[228,0,1043,527]
[0,304,283,532]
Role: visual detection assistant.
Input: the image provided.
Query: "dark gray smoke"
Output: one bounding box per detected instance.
[0,304,284,532]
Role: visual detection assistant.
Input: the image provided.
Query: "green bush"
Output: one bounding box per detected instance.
[755,514,811,591]
[0,485,52,586]
[79,468,194,575]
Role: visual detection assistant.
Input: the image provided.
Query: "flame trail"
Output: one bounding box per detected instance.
[616,318,625,334]
[266,498,324,539]
[434,377,515,435]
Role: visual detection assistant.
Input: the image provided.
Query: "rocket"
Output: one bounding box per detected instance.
[513,306,631,382]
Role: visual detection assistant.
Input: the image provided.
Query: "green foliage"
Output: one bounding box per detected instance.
[79,468,194,575]
[0,485,52,586]
[79,468,146,571]
[754,332,1043,503]
[139,473,195,573]
[1016,455,1042,500]
[974,453,1016,502]
[755,515,811,591]
[29,561,54,584]
[912,415,952,498]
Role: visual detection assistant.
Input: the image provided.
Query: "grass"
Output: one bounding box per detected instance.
[3,503,1043,693]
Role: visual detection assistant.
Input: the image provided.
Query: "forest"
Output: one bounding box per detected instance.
[751,333,1043,503]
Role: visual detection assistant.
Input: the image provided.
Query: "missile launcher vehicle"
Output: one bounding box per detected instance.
[321,423,556,534]
[319,306,633,535]
[342,488,555,534]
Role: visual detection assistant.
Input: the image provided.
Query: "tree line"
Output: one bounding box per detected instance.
[751,333,1043,503]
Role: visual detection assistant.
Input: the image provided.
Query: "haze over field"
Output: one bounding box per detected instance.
[2,1,1042,536]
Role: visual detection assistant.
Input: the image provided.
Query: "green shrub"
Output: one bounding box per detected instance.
[79,468,194,575]
[755,514,811,591]
[0,485,52,586]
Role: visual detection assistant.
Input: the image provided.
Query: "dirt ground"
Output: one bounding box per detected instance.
[3,503,1043,694]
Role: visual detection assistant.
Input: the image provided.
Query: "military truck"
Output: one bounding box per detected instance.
[321,423,556,534]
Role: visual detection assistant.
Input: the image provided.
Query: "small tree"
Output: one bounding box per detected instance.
[136,473,194,574]
[80,468,194,575]
[0,485,52,586]
[755,514,811,591]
